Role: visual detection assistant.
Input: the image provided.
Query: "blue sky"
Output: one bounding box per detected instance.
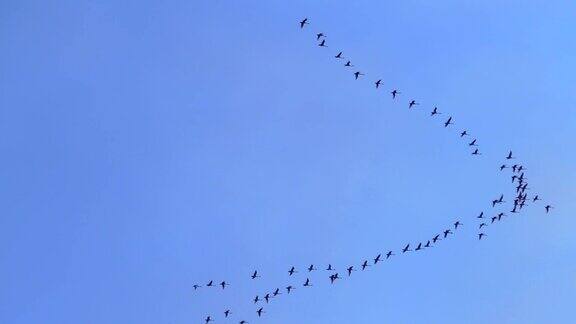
[1,1,575,323]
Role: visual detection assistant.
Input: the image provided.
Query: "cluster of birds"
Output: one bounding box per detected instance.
[194,18,555,323]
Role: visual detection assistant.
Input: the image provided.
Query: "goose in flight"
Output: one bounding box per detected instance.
[335,51,343,59]
[386,251,395,259]
[316,33,325,40]
[431,107,440,116]
[251,270,259,279]
[479,223,487,229]
[478,233,487,240]
[347,266,355,276]
[432,234,441,243]
[318,39,327,47]
[273,288,281,297]
[444,117,453,127]
[506,150,514,160]
[193,284,201,290]
[299,18,308,28]
[533,195,540,202]
[224,310,231,318]
[326,264,335,271]
[415,243,423,251]
[402,244,411,253]
[454,221,462,229]
[354,71,364,80]
[288,266,297,276]
[409,100,418,109]
[477,212,484,219]
[374,254,382,264]
[264,293,271,303]
[500,164,507,171]
[303,278,312,287]
[468,139,477,146]
[375,79,382,88]
[307,264,317,272]
[220,281,228,289]
[240,321,248,324]
[472,149,481,155]
[286,285,295,294]
[460,130,468,137]
[206,280,213,287]
[545,205,553,213]
[443,229,453,238]
[361,260,370,270]
[424,240,431,248]
[491,216,498,223]
[253,295,260,304]
[344,60,353,67]
[205,316,213,323]
[391,89,400,99]
[257,307,265,317]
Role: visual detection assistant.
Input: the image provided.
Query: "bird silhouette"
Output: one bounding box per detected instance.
[497,212,505,221]
[479,223,487,229]
[347,266,355,276]
[193,284,201,290]
[257,307,264,317]
[431,107,440,116]
[288,266,297,276]
[472,149,481,155]
[307,264,317,272]
[374,254,382,264]
[506,150,514,160]
[326,264,334,271]
[402,244,411,253]
[424,240,431,248]
[251,270,259,279]
[386,251,395,259]
[444,117,453,127]
[264,293,271,303]
[344,60,353,67]
[468,139,477,146]
[316,33,325,40]
[354,71,364,79]
[253,295,260,304]
[303,278,312,287]
[443,229,453,238]
[460,130,468,137]
[375,79,382,88]
[220,281,228,289]
[491,216,498,223]
[224,310,231,318]
[318,39,327,47]
[477,212,484,219]
[240,321,248,324]
[205,316,213,323]
[361,260,370,270]
[286,285,295,294]
[273,288,281,297]
[206,280,213,287]
[391,89,400,99]
[335,51,344,59]
[478,233,487,240]
[454,221,462,229]
[533,195,540,202]
[545,205,553,213]
[409,100,418,108]
[432,234,441,243]
[330,273,341,284]
[299,18,308,28]
[415,243,423,251]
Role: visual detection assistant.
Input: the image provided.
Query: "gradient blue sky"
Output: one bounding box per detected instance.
[1,1,575,323]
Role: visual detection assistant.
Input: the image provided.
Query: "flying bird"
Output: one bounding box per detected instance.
[472,149,481,155]
[478,233,487,240]
[354,71,364,79]
[220,281,228,289]
[307,264,317,272]
[479,223,487,229]
[326,264,335,271]
[316,33,325,40]
[391,89,400,99]
[286,285,295,294]
[375,79,382,88]
[491,216,498,223]
[240,321,248,324]
[460,130,468,137]
[468,139,477,146]
[386,251,395,259]
[273,288,281,297]
[347,266,355,276]
[432,234,441,243]
[193,284,201,290]
[443,229,453,238]
[253,295,260,304]
[431,107,440,116]
[424,240,431,248]
[251,270,259,279]
[506,150,514,160]
[454,221,462,229]
[409,100,418,108]
[288,266,297,276]
[545,205,553,213]
[224,310,231,318]
[257,307,264,317]
[205,316,213,323]
[533,195,540,202]
[374,254,382,264]
[299,18,308,28]
[335,51,343,59]
[415,243,423,251]
[361,260,370,270]
[444,117,453,127]
[477,212,484,219]
[264,293,271,303]
[344,60,353,67]
[303,278,312,287]
[500,164,507,171]
[206,280,213,287]
[402,244,411,253]
[318,39,327,47]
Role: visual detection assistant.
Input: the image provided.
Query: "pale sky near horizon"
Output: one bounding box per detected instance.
[1,1,575,323]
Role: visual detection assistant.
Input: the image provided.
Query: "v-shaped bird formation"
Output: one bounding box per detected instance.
[194,18,555,323]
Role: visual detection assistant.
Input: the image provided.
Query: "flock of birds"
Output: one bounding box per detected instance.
[194,18,555,323]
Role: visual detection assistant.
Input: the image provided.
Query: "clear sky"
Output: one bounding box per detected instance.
[1,1,575,323]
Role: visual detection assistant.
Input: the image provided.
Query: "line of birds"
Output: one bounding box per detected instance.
[199,220,463,323]
[196,18,554,323]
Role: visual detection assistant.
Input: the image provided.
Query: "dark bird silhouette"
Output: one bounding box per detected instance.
[512,164,518,173]
[264,293,271,303]
[479,223,487,229]
[468,139,477,146]
[286,285,294,294]
[206,280,213,287]
[273,288,281,297]
[415,243,423,251]
[240,321,248,324]
[316,33,325,40]
[205,316,213,323]
[193,284,201,290]
[424,240,431,248]
[220,281,228,289]
[454,221,462,229]
[472,149,481,155]
[443,229,453,238]
[307,264,316,272]
[335,51,343,59]
[318,39,327,47]
[326,264,334,271]
[391,89,400,99]
[498,194,505,204]
[431,107,440,116]
[344,60,353,67]
[533,195,540,202]
[460,130,468,137]
[347,266,355,276]
[361,260,370,270]
[545,205,553,213]
[491,216,498,223]
[253,295,260,304]
[288,266,297,276]
[432,234,441,243]
[257,307,264,317]
[506,150,514,160]
[251,270,259,279]
[386,251,395,259]
[375,79,382,88]
[409,100,418,109]
[299,18,308,28]
[224,310,231,318]
[330,273,340,284]
[500,164,507,171]
[497,212,505,221]
[518,165,525,172]
[478,233,487,240]
[374,254,382,264]
[402,244,411,253]
[303,278,312,287]
[477,212,484,219]
[354,71,364,80]
[444,117,453,127]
